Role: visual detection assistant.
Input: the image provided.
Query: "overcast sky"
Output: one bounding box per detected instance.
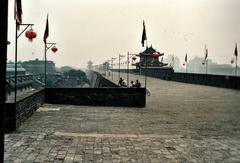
[7,0,240,68]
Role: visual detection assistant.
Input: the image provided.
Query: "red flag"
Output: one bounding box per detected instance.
[141,20,147,47]
[234,43,238,57]
[43,15,49,44]
[14,0,22,30]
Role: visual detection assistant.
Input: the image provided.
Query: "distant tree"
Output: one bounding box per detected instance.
[60,66,74,72]
[64,69,89,85]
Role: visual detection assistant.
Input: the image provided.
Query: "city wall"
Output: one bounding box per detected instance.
[5,89,45,132]
[113,68,240,90]
[45,88,146,107]
[87,70,119,88]
[5,71,146,132]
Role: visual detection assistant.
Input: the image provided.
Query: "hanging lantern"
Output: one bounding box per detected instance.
[51,46,58,53]
[132,56,137,61]
[231,59,234,64]
[152,52,159,59]
[183,63,185,66]
[25,29,37,42]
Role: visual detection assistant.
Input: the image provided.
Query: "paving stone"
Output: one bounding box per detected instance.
[4,73,240,162]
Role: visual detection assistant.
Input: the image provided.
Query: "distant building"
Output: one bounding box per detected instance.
[87,61,93,70]
[209,63,236,76]
[6,62,26,77]
[187,56,238,76]
[165,55,181,72]
[136,45,168,68]
[60,66,74,72]
[21,58,56,75]
[187,56,206,73]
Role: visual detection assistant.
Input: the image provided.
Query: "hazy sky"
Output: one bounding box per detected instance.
[7,0,240,68]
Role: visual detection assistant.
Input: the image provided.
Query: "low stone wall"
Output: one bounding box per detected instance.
[45,88,146,107]
[87,70,119,88]
[111,69,140,74]
[114,68,240,90]
[112,68,174,80]
[172,73,240,90]
[5,89,45,132]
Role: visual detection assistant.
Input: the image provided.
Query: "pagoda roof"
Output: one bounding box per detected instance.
[143,46,157,54]
[138,45,164,56]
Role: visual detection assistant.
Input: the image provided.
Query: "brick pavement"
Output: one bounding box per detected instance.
[4,73,240,162]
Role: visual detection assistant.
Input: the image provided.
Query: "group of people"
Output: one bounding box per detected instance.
[130,80,141,88]
[118,77,141,88]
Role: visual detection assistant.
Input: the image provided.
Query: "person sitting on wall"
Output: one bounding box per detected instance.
[121,79,127,87]
[118,77,123,86]
[130,81,136,88]
[135,79,141,88]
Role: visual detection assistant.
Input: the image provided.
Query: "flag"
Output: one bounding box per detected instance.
[160,57,163,62]
[43,15,49,44]
[141,20,147,47]
[185,53,187,62]
[14,0,22,29]
[234,43,238,57]
[205,48,208,60]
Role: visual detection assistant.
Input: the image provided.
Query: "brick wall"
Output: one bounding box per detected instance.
[87,70,119,88]
[113,68,240,90]
[5,89,45,132]
[45,88,146,107]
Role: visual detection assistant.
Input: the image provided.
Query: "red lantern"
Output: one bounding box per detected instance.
[51,46,58,53]
[152,52,159,59]
[132,56,137,61]
[25,29,37,41]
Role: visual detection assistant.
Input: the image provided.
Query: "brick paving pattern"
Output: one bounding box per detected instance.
[4,73,240,162]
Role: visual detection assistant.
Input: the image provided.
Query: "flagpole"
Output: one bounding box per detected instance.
[184,53,188,73]
[186,62,187,73]
[206,59,208,74]
[127,52,129,87]
[172,55,175,68]
[111,57,116,81]
[44,43,47,87]
[111,59,113,81]
[44,43,56,87]
[145,53,148,88]
[15,20,18,103]
[118,54,120,80]
[14,23,34,102]
[236,55,238,76]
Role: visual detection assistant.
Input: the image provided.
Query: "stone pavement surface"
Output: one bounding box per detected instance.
[5,73,240,162]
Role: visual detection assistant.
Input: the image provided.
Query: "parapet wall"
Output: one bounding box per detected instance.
[45,88,146,107]
[87,70,119,88]
[172,73,240,90]
[5,89,45,132]
[112,68,240,90]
